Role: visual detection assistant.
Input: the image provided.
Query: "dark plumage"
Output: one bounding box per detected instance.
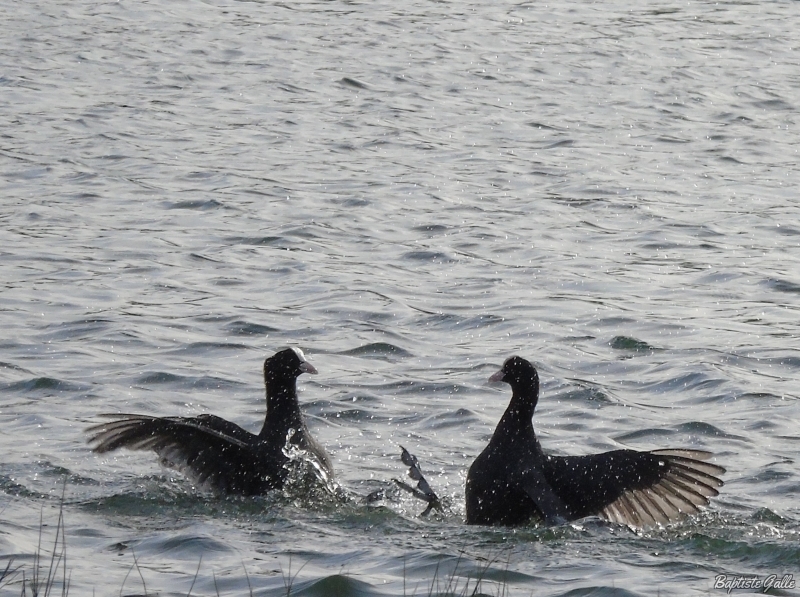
[466,356,725,527]
[87,348,332,495]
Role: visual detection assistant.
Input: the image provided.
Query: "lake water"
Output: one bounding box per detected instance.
[1,0,799,595]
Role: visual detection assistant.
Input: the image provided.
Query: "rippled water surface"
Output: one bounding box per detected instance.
[2,0,799,595]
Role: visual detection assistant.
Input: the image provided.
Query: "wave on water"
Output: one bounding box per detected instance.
[223,319,282,336]
[338,342,413,360]
[131,371,244,390]
[609,336,660,352]
[0,377,89,394]
[163,199,225,210]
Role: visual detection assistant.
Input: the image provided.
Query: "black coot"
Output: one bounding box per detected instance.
[87,347,332,494]
[466,356,724,527]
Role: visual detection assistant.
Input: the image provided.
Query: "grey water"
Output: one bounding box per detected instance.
[1,0,799,595]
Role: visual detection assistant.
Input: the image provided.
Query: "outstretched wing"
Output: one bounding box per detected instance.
[544,448,725,527]
[86,414,278,494]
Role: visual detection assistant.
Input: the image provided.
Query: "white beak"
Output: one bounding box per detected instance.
[488,369,505,382]
[299,361,318,375]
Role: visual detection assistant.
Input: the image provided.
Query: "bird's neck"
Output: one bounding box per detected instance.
[259,378,304,439]
[494,383,538,441]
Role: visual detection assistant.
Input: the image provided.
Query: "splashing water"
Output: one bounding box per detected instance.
[281,429,344,503]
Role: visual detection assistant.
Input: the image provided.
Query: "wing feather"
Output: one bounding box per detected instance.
[86,414,279,494]
[545,448,723,528]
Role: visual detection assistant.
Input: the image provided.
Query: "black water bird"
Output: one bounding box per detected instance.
[87,347,333,495]
[466,356,725,527]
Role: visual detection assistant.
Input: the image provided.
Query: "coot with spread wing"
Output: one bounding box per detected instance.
[466,356,724,527]
[87,347,332,494]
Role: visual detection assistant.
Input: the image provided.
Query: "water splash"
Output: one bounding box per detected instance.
[281,429,343,504]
